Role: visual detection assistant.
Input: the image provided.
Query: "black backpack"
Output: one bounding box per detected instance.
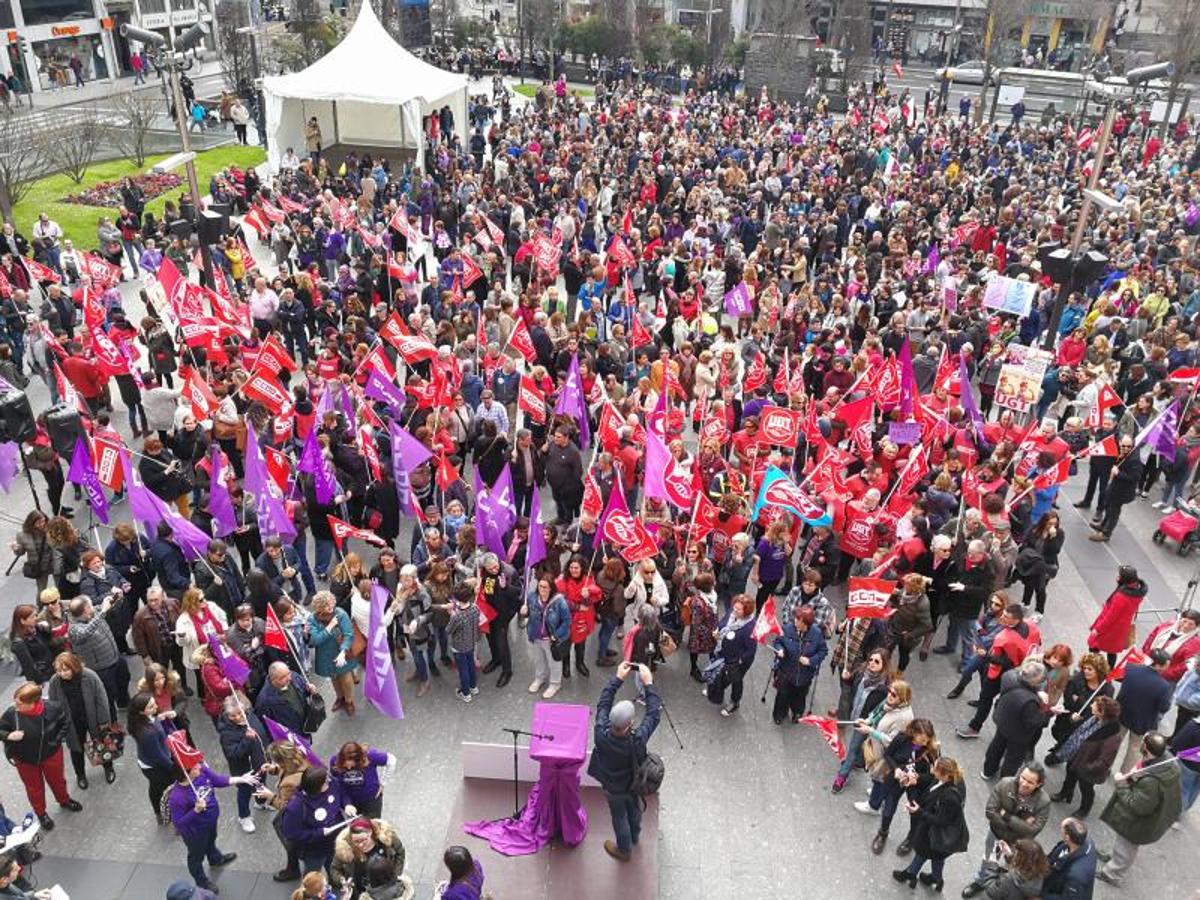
[630,749,664,798]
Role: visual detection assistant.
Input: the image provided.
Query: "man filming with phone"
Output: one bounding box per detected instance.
[588,661,661,862]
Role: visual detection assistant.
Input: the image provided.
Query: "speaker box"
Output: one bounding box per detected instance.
[0,390,35,444]
[209,202,232,217]
[199,209,229,245]
[169,219,193,240]
[44,403,84,458]
[180,198,196,222]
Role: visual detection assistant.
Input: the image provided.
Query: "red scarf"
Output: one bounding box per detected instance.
[26,701,44,717]
[189,606,223,644]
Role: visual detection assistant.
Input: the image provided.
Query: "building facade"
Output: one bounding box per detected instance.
[0,0,213,93]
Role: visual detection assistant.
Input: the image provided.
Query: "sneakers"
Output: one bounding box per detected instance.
[528,680,544,694]
[979,769,995,780]
[1088,531,1110,542]
[239,816,256,833]
[956,726,980,739]
[720,704,738,717]
[543,684,561,699]
[853,800,880,815]
[470,685,480,695]
[831,774,847,794]
[456,690,473,703]
[1152,500,1165,509]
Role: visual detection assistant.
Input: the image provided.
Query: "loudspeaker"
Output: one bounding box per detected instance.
[209,202,232,217]
[169,219,193,239]
[44,403,84,458]
[180,198,196,222]
[199,209,229,245]
[0,390,35,444]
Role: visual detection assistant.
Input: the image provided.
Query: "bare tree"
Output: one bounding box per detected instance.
[974,0,1034,122]
[110,92,162,168]
[828,0,872,84]
[1157,0,1200,137]
[754,0,812,85]
[0,126,50,222]
[46,110,107,185]
[215,0,257,91]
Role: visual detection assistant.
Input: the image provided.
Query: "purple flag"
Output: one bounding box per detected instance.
[0,442,17,494]
[899,339,917,418]
[554,354,591,449]
[1188,203,1200,229]
[392,423,433,472]
[339,383,355,425]
[119,450,211,559]
[526,492,546,571]
[298,427,340,504]
[643,427,671,502]
[958,353,986,436]
[1137,398,1179,460]
[364,584,404,719]
[924,243,940,275]
[315,383,337,418]
[0,375,14,393]
[490,463,517,536]
[723,281,752,317]
[387,421,412,510]
[204,625,250,688]
[67,438,109,524]
[244,427,297,540]
[263,716,322,765]
[1178,745,1200,763]
[208,446,238,538]
[364,368,406,417]
[476,489,509,558]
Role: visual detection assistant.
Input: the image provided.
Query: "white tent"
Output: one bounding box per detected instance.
[262,3,468,172]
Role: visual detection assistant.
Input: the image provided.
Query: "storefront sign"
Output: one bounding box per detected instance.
[139,13,168,27]
[171,8,198,24]
[51,25,82,36]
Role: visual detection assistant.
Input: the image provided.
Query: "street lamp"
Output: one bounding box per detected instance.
[119,21,217,288]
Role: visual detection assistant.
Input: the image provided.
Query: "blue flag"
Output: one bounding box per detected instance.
[751,465,833,528]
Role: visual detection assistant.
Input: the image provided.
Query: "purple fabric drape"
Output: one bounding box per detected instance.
[463,760,588,855]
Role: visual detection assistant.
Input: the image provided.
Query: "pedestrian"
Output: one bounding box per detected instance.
[1086,566,1148,668]
[215,695,269,833]
[166,759,243,892]
[329,816,409,899]
[856,716,937,855]
[1050,695,1123,819]
[981,658,1053,779]
[890,756,970,890]
[329,742,396,821]
[446,585,481,703]
[705,594,758,717]
[45,651,116,790]
[962,763,1050,896]
[587,661,660,861]
[1113,648,1174,773]
[523,577,570,700]
[0,682,83,831]
[1096,732,1182,886]
[282,766,346,875]
[436,846,485,899]
[1041,816,1097,899]
[769,604,827,724]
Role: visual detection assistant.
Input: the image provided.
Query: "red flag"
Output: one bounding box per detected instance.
[390,332,439,364]
[20,256,61,285]
[1084,434,1119,458]
[265,447,290,495]
[184,369,219,417]
[88,324,130,376]
[755,406,803,447]
[363,342,395,381]
[506,317,538,365]
[688,492,721,543]
[92,434,125,491]
[621,206,633,236]
[242,207,270,237]
[435,455,459,491]
[1033,457,1072,490]
[1107,646,1147,682]
[752,595,783,644]
[1087,382,1122,429]
[891,61,903,78]
[389,208,419,242]
[836,395,875,431]
[1076,127,1095,152]
[327,515,386,549]
[484,216,505,249]
[378,311,411,350]
[598,403,624,453]
[476,587,497,636]
[460,253,484,289]
[895,447,929,497]
[264,603,290,651]
[607,235,636,269]
[165,730,204,770]
[518,374,546,424]
[743,353,767,394]
[599,481,658,562]
[847,577,896,619]
[1169,367,1200,387]
[241,371,292,416]
[631,315,653,349]
[249,334,298,376]
[385,255,418,283]
[871,358,902,408]
[797,715,846,760]
[582,469,605,518]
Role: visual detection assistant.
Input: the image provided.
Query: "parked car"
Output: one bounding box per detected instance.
[934,59,994,84]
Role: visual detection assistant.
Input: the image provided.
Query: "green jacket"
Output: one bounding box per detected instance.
[1100,761,1181,845]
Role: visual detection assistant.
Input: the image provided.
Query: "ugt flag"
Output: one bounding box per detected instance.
[751,465,832,527]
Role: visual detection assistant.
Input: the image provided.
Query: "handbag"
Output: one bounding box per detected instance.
[700,656,725,684]
[302,691,327,733]
[863,738,881,768]
[660,631,678,658]
[550,637,569,661]
[349,624,367,661]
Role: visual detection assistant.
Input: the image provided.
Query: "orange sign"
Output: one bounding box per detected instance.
[51,25,81,36]
[100,17,113,29]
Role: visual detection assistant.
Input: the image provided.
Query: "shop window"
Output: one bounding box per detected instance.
[19,0,97,25]
[0,0,14,29]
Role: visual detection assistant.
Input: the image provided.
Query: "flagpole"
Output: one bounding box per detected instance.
[1079,645,1136,711]
[167,740,201,799]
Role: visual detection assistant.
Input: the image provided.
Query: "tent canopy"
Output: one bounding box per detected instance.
[263,2,467,170]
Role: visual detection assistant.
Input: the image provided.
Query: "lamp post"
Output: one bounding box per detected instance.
[119,21,217,287]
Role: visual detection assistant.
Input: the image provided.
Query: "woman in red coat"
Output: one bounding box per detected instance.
[1087,565,1148,666]
[555,555,597,679]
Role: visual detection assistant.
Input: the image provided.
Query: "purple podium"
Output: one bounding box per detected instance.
[463,702,590,855]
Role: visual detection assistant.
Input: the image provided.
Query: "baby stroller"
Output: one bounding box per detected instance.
[1153,500,1200,556]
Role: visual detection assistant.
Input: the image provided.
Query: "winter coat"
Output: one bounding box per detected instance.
[0,700,68,764]
[193,555,246,619]
[1088,580,1147,653]
[281,783,344,855]
[889,591,933,650]
[1042,837,1097,900]
[910,780,969,861]
[1114,664,1173,735]
[771,623,827,687]
[1100,758,1182,845]
[991,671,1051,743]
[310,607,355,678]
[525,592,570,643]
[216,710,268,777]
[253,671,311,736]
[715,613,757,669]
[984,776,1051,843]
[149,538,191,596]
[1066,719,1122,785]
[329,819,406,896]
[174,604,229,670]
[45,669,111,753]
[11,627,63,684]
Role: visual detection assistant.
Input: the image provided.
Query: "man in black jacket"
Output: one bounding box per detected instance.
[934,538,991,662]
[588,662,660,862]
[1042,817,1097,900]
[149,521,192,600]
[1074,412,1118,515]
[543,427,583,523]
[982,658,1052,779]
[1090,435,1141,541]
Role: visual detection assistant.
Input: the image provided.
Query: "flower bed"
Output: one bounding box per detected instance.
[60,172,183,207]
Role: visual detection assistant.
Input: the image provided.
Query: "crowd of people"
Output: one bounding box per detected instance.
[0,55,1195,899]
